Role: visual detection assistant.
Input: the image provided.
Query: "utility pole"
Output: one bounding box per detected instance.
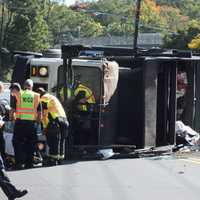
[133,0,142,56]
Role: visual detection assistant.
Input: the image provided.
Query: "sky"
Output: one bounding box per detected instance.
[65,0,76,6]
[65,0,96,6]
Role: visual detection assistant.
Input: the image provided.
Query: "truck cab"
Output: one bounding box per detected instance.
[58,45,200,159]
[12,49,62,94]
[30,57,62,94]
[57,51,120,158]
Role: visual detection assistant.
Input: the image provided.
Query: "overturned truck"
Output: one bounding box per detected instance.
[58,45,200,159]
[10,46,200,159]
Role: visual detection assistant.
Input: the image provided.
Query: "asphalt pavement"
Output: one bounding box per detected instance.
[1,155,200,200]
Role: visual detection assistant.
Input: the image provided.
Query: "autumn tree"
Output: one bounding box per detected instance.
[88,0,166,36]
[163,20,200,50]
[188,34,200,51]
[156,0,200,19]
[160,6,189,32]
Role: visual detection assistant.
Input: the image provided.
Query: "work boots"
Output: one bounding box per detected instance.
[8,189,28,200]
[0,169,28,200]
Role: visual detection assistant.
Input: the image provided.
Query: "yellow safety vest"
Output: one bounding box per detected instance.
[74,84,95,111]
[15,90,40,121]
[41,93,66,128]
[59,87,72,99]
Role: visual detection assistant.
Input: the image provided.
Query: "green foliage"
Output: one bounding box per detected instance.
[188,34,200,50]
[5,0,50,51]
[0,0,50,79]
[7,14,50,51]
[140,0,165,32]
[89,0,166,36]
[156,0,184,7]
[89,0,135,35]
[1,0,200,79]
[158,0,200,19]
[47,4,104,45]
[89,0,133,16]
[2,0,200,51]
[160,6,188,32]
[163,20,200,49]
[155,0,200,49]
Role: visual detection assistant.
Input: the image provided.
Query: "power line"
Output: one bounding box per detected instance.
[82,8,176,34]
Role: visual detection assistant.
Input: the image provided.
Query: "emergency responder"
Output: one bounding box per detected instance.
[59,78,95,112]
[0,82,6,160]
[0,82,28,200]
[59,86,72,104]
[36,87,69,166]
[71,81,96,145]
[59,77,96,145]
[73,83,95,112]
[10,80,42,169]
[0,154,28,199]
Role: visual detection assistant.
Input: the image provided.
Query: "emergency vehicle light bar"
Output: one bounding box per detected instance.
[79,50,104,58]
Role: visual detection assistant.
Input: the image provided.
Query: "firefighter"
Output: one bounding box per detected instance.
[36,87,69,166]
[71,81,96,145]
[0,82,28,200]
[59,86,72,104]
[73,83,95,112]
[10,80,42,169]
[58,77,96,145]
[59,78,95,113]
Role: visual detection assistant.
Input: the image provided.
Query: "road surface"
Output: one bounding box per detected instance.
[1,155,200,200]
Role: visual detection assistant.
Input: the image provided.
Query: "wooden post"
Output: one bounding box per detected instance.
[133,0,142,56]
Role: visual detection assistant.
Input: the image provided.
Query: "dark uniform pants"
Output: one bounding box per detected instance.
[13,120,37,168]
[0,127,5,160]
[0,155,19,199]
[72,113,96,145]
[46,118,68,160]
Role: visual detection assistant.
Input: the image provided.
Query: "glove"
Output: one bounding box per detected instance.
[0,116,4,128]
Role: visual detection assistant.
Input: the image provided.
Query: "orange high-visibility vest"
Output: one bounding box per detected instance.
[15,90,40,121]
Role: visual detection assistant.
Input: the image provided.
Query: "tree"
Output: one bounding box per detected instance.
[47,3,104,45]
[6,0,50,51]
[88,0,166,36]
[0,3,13,80]
[160,5,189,32]
[89,0,135,36]
[156,0,200,19]
[163,20,200,50]
[188,34,200,50]
[140,0,165,32]
[156,0,186,7]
